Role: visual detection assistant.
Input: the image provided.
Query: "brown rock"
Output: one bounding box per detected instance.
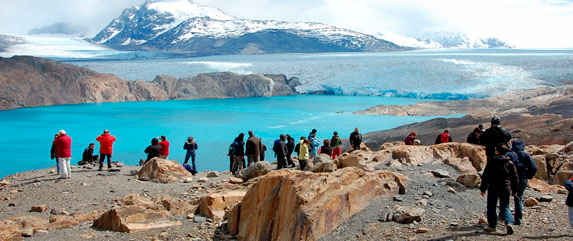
[311,161,337,173]
[445,157,477,173]
[478,217,488,224]
[92,206,181,233]
[136,158,192,184]
[564,141,573,153]
[196,191,246,220]
[336,153,362,168]
[525,197,539,207]
[0,224,21,241]
[157,196,197,216]
[0,180,9,186]
[456,173,481,187]
[533,155,549,180]
[235,161,272,181]
[229,177,244,184]
[30,205,48,213]
[393,206,425,224]
[122,193,155,207]
[553,169,573,185]
[207,171,219,178]
[228,167,407,240]
[527,178,566,194]
[415,227,428,233]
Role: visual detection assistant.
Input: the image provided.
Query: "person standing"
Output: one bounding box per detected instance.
[298,139,310,171]
[309,134,320,159]
[183,136,198,172]
[564,178,573,229]
[260,141,267,161]
[273,134,289,169]
[159,136,170,159]
[308,129,317,140]
[245,131,262,167]
[349,128,363,151]
[318,139,333,157]
[54,130,72,179]
[480,116,512,162]
[144,138,162,163]
[480,143,519,235]
[506,140,537,225]
[231,133,245,174]
[330,132,342,159]
[96,130,116,171]
[50,133,60,174]
[404,132,417,145]
[435,130,452,144]
[286,134,296,168]
[82,143,98,164]
[467,128,481,145]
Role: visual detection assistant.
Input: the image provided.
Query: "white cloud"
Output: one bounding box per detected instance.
[1,0,572,48]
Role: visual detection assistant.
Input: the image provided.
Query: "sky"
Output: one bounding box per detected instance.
[1,0,573,48]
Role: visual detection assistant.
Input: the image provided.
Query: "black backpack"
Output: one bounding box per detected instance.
[294,143,300,154]
[507,150,537,179]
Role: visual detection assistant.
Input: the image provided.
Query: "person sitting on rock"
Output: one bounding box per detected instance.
[435,130,452,144]
[330,132,342,159]
[318,139,332,157]
[349,128,363,151]
[144,138,162,163]
[480,143,519,235]
[298,139,310,171]
[467,128,481,145]
[480,116,512,162]
[506,140,537,225]
[404,132,417,145]
[81,143,98,165]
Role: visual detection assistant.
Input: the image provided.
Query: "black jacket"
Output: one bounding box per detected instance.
[286,137,295,154]
[480,125,512,157]
[145,144,162,161]
[564,179,573,207]
[183,141,198,153]
[480,155,519,194]
[349,132,362,146]
[82,147,94,161]
[233,137,245,156]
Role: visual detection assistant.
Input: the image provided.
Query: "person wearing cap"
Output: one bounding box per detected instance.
[183,136,198,172]
[54,130,72,179]
[96,130,117,171]
[480,116,512,162]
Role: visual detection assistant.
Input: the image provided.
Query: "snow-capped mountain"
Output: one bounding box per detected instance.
[413,32,512,48]
[91,0,402,55]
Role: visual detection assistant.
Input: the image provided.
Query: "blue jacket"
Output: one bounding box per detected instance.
[506,140,537,179]
[564,179,573,207]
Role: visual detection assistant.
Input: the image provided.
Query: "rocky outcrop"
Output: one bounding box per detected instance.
[227,168,407,241]
[195,191,246,220]
[235,161,272,181]
[136,158,192,183]
[0,56,300,111]
[92,206,181,233]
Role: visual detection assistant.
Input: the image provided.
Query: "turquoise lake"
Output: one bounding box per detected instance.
[0,95,451,178]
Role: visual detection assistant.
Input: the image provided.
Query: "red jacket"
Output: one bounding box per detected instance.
[54,134,72,158]
[96,133,116,154]
[159,140,170,155]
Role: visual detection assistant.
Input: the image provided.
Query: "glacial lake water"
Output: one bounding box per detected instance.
[0,95,457,178]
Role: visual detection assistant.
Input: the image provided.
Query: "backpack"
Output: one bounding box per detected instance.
[273,139,281,154]
[294,143,300,154]
[231,141,238,154]
[183,164,193,173]
[507,150,537,179]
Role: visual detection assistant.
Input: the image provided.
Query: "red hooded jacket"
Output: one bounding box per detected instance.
[54,134,72,158]
[160,140,170,155]
[96,133,116,154]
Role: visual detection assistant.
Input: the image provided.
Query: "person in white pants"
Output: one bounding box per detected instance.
[53,130,72,179]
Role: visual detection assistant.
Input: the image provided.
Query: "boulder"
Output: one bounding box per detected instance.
[527,178,566,194]
[207,171,219,178]
[227,167,407,241]
[533,155,548,180]
[432,143,486,171]
[229,177,244,184]
[553,170,573,185]
[136,158,192,183]
[235,161,271,181]
[378,141,405,151]
[0,224,21,241]
[538,195,553,202]
[525,197,539,207]
[431,170,450,178]
[196,191,246,220]
[312,154,332,165]
[445,157,477,173]
[390,146,434,166]
[156,196,197,216]
[393,206,425,224]
[336,153,362,168]
[92,206,181,233]
[30,205,48,213]
[47,211,102,230]
[311,161,337,173]
[564,141,573,153]
[122,193,155,207]
[456,173,481,187]
[359,142,372,152]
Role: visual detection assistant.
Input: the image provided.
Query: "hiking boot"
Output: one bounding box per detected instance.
[484,227,496,233]
[506,224,514,235]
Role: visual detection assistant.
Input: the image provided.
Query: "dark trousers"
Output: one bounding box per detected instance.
[352,143,361,151]
[277,154,287,169]
[184,152,196,172]
[514,179,528,224]
[299,159,308,171]
[286,152,295,166]
[99,153,112,169]
[486,189,513,228]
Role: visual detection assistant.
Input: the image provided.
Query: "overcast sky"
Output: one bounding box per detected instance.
[1,0,572,48]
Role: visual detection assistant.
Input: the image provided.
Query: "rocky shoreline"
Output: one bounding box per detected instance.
[0,56,300,111]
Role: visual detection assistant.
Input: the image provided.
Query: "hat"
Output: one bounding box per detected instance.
[491,116,501,125]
